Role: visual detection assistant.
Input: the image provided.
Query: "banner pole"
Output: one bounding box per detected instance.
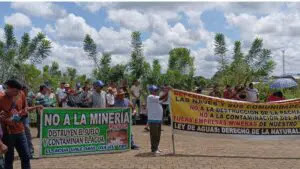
[172,131,175,155]
[39,108,43,159]
[169,90,176,155]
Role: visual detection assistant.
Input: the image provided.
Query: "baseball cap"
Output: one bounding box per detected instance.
[148,85,159,92]
[94,80,104,87]
[65,84,70,88]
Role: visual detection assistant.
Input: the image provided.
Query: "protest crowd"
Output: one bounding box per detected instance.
[0,78,286,169]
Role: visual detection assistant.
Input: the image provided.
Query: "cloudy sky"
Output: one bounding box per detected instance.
[0,2,299,78]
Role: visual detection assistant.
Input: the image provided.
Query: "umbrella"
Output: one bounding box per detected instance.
[270,78,298,89]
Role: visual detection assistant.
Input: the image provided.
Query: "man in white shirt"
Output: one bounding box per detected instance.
[55,82,66,107]
[130,80,141,114]
[91,80,106,108]
[106,87,115,107]
[147,85,169,155]
[246,83,259,102]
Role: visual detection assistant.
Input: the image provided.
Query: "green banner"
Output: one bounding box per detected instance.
[40,108,131,157]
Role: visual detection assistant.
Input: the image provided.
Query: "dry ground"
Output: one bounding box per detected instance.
[12,125,300,169]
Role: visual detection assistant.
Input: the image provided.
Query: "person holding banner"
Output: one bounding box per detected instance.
[0,79,31,169]
[106,87,115,107]
[147,85,169,155]
[267,91,285,102]
[246,83,259,102]
[209,85,221,98]
[55,82,66,107]
[114,89,140,150]
[223,85,233,99]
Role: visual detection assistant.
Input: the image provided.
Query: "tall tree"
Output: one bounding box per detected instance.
[109,64,127,84]
[129,31,145,81]
[168,48,194,74]
[83,34,99,69]
[0,24,51,83]
[214,33,228,72]
[49,61,61,77]
[244,38,275,84]
[100,53,111,84]
[144,59,162,86]
[212,36,275,87]
[167,48,195,90]
[23,64,42,90]
[227,41,248,86]
[67,67,77,82]
[151,59,162,85]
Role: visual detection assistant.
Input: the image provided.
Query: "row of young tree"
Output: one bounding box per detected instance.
[0,24,90,90]
[83,31,197,91]
[0,23,275,93]
[213,33,275,87]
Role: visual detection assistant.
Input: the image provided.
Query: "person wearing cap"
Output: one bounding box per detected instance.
[147,85,170,155]
[0,79,31,169]
[106,87,115,107]
[114,89,139,150]
[91,80,107,108]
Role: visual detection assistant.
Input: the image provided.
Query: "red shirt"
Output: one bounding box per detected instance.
[223,90,233,99]
[0,91,27,134]
[267,95,285,102]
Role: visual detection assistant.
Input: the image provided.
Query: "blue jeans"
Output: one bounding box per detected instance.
[3,133,31,169]
[23,117,34,155]
[131,134,134,147]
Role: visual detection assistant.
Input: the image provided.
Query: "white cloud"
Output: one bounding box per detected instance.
[52,13,132,57]
[108,9,150,31]
[76,2,114,13]
[54,13,98,42]
[37,41,94,76]
[97,27,131,55]
[144,33,173,57]
[11,2,67,19]
[29,27,42,37]
[17,2,297,78]
[44,24,56,39]
[4,13,32,28]
[224,9,300,76]
[220,2,284,15]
